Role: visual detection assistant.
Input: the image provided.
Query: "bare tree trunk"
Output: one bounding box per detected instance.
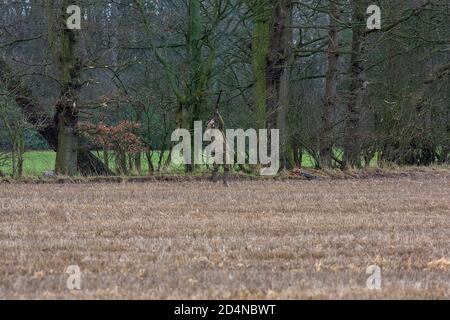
[343,0,366,168]
[128,153,134,172]
[103,148,110,174]
[267,0,290,134]
[145,147,154,174]
[11,139,17,178]
[116,151,127,175]
[278,0,294,170]
[442,57,450,163]
[134,152,142,175]
[50,0,81,176]
[55,95,79,176]
[252,0,269,131]
[18,132,24,178]
[319,0,339,168]
[265,0,293,171]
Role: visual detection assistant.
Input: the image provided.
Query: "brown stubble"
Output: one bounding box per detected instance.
[0,175,449,299]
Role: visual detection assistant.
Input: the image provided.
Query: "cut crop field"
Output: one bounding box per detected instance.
[0,174,449,299]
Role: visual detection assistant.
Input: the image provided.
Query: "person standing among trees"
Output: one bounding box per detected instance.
[206,106,231,187]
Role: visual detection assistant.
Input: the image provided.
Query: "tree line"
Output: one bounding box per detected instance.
[0,0,449,177]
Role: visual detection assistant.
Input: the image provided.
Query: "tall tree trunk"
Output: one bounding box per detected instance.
[277,0,294,170]
[128,153,134,172]
[343,0,366,168]
[18,132,24,178]
[267,0,292,168]
[319,0,340,168]
[11,139,17,178]
[267,0,288,133]
[183,0,215,172]
[54,1,81,175]
[103,148,110,174]
[55,100,78,176]
[174,101,192,173]
[292,143,300,168]
[188,0,203,123]
[135,152,142,175]
[252,0,269,130]
[145,148,155,174]
[116,151,127,175]
[443,73,450,163]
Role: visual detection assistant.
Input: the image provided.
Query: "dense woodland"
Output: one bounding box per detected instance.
[0,0,449,177]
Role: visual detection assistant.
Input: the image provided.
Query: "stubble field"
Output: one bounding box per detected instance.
[0,174,449,299]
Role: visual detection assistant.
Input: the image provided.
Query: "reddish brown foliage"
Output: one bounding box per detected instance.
[78,121,144,153]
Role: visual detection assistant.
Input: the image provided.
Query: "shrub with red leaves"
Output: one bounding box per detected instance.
[78,121,144,153]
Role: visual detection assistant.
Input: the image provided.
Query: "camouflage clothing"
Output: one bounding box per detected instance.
[208,111,230,186]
